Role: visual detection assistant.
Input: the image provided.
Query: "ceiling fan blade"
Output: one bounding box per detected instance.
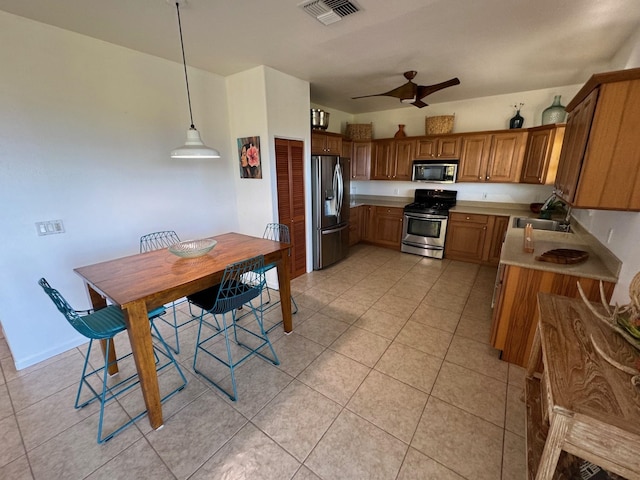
[416,77,460,100]
[352,81,417,101]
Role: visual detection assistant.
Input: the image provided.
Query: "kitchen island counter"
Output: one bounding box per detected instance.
[500,223,620,283]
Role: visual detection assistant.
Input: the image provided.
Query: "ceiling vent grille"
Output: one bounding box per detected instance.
[298,0,360,25]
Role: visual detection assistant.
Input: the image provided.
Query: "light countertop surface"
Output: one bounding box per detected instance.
[348,197,620,283]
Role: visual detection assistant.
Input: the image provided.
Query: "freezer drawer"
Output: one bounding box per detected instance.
[314,224,349,270]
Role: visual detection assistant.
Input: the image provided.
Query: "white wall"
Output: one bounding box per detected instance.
[227,66,312,282]
[350,85,583,138]
[227,67,272,238]
[0,11,237,369]
[264,67,312,274]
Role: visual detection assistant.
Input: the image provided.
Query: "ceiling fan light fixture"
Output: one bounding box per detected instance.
[171,127,220,159]
[170,0,219,160]
[400,97,416,104]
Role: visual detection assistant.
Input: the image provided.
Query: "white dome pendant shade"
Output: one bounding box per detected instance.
[171,126,220,159]
[170,1,219,160]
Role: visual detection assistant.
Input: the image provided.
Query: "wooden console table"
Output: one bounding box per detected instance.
[525,293,640,480]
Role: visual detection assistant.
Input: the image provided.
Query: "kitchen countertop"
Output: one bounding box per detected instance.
[349,197,621,282]
[350,195,411,208]
[500,227,619,282]
[450,201,531,217]
[447,201,620,282]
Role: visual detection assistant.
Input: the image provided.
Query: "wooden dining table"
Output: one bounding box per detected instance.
[74,232,293,430]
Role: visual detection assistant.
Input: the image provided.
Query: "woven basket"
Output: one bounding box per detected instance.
[425,115,455,135]
[345,123,373,140]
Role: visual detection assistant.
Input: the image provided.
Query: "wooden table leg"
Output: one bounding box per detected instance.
[535,412,569,480]
[527,324,542,379]
[85,284,119,375]
[276,250,293,333]
[123,300,163,430]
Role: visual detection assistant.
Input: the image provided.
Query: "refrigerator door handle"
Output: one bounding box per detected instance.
[335,161,343,222]
[321,224,349,235]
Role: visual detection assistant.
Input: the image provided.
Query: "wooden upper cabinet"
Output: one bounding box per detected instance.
[555,90,597,202]
[371,139,394,179]
[458,131,527,183]
[415,136,461,160]
[486,131,527,182]
[458,134,491,181]
[351,141,371,180]
[341,139,352,158]
[392,138,415,181]
[520,124,565,185]
[554,67,640,210]
[371,138,415,181]
[311,131,342,155]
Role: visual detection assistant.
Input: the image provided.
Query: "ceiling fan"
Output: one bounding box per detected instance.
[352,71,460,108]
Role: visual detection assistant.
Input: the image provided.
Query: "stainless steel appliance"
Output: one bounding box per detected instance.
[401,189,457,259]
[312,155,350,269]
[411,160,458,183]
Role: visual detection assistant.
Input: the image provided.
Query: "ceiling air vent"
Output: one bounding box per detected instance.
[298,0,360,26]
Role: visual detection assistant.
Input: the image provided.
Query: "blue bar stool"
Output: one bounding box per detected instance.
[139,230,200,353]
[187,255,279,401]
[38,278,187,443]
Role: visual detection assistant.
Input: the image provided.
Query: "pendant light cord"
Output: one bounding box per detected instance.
[175,2,195,129]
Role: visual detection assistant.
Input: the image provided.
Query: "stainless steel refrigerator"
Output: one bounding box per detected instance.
[312,155,350,270]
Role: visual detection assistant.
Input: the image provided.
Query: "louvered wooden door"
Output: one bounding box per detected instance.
[275,138,306,278]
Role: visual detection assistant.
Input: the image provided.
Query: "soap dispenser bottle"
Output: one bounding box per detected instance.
[523,223,534,253]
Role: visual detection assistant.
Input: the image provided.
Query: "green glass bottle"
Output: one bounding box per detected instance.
[542,95,566,124]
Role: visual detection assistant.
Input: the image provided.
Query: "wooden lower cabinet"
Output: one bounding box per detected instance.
[349,206,362,246]
[490,264,615,367]
[444,213,508,265]
[486,216,509,265]
[361,205,403,249]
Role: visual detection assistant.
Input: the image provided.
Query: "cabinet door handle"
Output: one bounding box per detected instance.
[466,216,470,220]
[486,176,490,180]
[479,176,482,180]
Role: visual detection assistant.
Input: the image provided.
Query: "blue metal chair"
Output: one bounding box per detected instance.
[258,223,298,332]
[187,255,279,401]
[38,278,187,443]
[140,230,200,353]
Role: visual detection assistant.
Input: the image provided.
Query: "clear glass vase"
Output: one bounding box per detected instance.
[541,95,566,124]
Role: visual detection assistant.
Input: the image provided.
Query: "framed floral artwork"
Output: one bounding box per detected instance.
[237,136,262,179]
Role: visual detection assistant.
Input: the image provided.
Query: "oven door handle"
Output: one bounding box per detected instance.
[404,213,448,221]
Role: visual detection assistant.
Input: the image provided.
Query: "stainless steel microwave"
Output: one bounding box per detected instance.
[411,160,458,183]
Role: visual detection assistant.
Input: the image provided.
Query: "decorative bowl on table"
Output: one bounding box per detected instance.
[168,239,217,258]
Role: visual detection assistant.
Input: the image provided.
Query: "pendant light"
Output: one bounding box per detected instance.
[170,1,220,159]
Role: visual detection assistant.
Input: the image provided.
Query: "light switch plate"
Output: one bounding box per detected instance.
[36,220,65,236]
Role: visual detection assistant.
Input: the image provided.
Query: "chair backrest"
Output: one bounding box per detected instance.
[263,223,290,243]
[140,230,181,253]
[211,255,266,314]
[38,278,94,338]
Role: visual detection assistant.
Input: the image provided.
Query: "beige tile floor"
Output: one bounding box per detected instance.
[0,244,527,480]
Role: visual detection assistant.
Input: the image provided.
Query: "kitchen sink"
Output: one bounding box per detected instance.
[512,217,572,232]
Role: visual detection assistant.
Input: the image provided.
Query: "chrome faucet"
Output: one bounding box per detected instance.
[540,193,572,231]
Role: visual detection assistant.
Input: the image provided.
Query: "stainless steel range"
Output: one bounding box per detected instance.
[401,189,457,259]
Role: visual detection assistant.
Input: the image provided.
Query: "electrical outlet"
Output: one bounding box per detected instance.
[482,192,488,200]
[36,220,65,236]
[393,188,399,195]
